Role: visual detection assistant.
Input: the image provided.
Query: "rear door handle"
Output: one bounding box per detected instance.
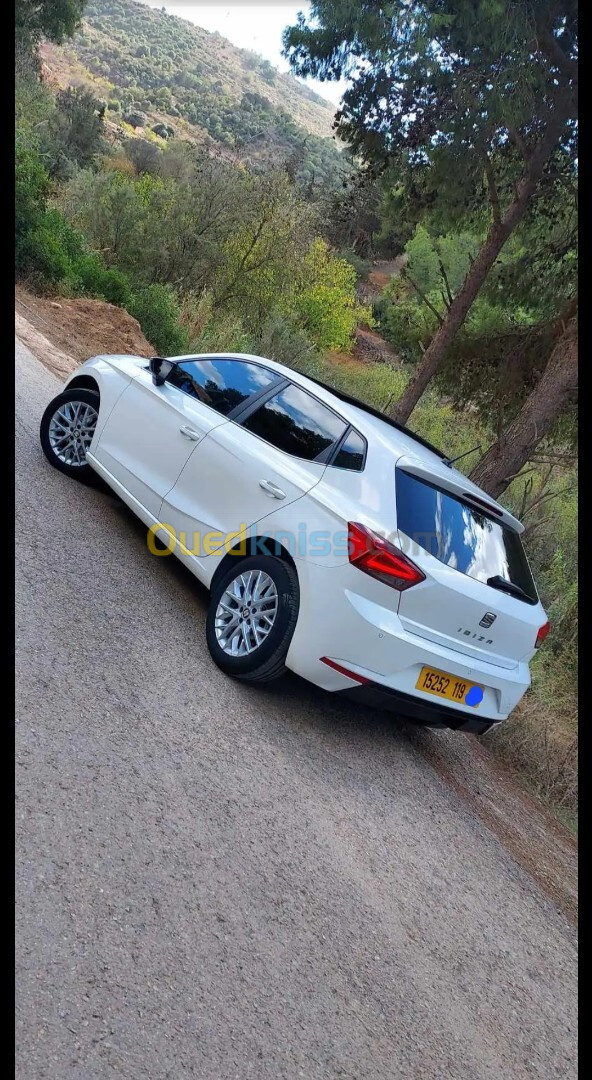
[179,425,201,441]
[259,479,286,500]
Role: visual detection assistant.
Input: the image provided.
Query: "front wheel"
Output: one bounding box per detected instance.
[206,556,299,683]
[39,387,100,482]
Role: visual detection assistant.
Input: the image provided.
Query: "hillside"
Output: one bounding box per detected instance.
[40,0,348,186]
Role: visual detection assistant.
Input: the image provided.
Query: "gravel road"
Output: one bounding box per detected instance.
[15,338,577,1079]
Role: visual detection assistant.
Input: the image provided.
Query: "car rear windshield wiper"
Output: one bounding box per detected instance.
[486,574,532,603]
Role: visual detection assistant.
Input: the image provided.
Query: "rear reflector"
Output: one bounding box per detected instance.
[535,620,551,647]
[348,522,425,591]
[320,657,370,684]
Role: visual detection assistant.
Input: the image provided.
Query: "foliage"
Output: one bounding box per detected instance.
[284,0,578,434]
[179,291,257,357]
[123,111,147,129]
[15,144,51,269]
[16,0,86,50]
[42,86,106,177]
[58,157,365,350]
[127,284,188,356]
[54,0,344,192]
[15,71,55,139]
[378,222,577,438]
[284,239,372,350]
[124,136,162,174]
[283,2,578,178]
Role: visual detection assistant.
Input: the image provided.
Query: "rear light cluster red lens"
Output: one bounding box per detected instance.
[535,620,551,648]
[348,522,425,591]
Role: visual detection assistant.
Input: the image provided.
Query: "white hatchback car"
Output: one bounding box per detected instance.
[40,351,549,734]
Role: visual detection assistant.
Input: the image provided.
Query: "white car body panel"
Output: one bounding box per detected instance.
[160,414,327,555]
[60,351,547,730]
[91,368,229,517]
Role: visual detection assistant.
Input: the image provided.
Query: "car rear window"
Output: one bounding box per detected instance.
[395,469,538,603]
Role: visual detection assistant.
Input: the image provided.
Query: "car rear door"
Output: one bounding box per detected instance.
[160,380,349,555]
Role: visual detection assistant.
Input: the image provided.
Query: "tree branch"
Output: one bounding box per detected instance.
[536,25,578,81]
[402,269,444,326]
[482,152,502,225]
[508,127,530,162]
[437,256,453,306]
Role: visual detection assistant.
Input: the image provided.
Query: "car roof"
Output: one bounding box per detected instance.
[171,351,448,458]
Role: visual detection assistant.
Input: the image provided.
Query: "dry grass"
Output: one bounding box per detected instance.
[482,661,578,828]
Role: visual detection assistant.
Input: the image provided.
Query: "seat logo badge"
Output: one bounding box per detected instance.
[479,612,496,629]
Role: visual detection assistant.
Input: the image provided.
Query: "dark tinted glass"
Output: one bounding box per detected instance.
[166,358,277,416]
[395,469,537,603]
[243,384,346,460]
[333,429,366,471]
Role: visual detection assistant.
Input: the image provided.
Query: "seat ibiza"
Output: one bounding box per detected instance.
[40,351,549,734]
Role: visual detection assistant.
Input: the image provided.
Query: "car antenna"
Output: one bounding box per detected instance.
[444,444,482,467]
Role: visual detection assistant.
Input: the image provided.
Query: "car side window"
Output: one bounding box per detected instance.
[166,358,279,417]
[242,383,347,461]
[332,429,366,472]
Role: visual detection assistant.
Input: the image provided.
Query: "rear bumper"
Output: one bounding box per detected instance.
[285,557,531,728]
[335,681,500,734]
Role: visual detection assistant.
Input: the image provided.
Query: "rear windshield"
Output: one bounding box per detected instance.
[395,469,538,603]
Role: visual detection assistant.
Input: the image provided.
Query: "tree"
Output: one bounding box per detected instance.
[283,238,371,350]
[45,86,105,175]
[379,206,577,437]
[16,0,86,50]
[15,144,50,269]
[125,137,162,174]
[469,304,577,498]
[284,1,578,422]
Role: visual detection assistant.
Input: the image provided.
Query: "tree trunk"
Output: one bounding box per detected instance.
[469,314,578,499]
[390,109,571,425]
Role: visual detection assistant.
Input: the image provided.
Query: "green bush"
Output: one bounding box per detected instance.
[75,254,132,306]
[128,284,189,355]
[18,206,88,282]
[15,142,50,268]
[19,216,74,282]
[15,146,133,308]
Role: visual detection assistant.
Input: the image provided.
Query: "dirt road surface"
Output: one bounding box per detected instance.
[15,336,577,1079]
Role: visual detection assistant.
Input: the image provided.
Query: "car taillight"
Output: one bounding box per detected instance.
[535,620,551,648]
[348,522,425,591]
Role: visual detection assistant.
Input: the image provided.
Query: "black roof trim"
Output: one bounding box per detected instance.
[301,374,448,461]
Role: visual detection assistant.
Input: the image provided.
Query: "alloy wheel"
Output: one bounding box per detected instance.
[48,400,98,467]
[214,569,279,656]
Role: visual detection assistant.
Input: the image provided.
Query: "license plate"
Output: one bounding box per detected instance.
[416,666,484,708]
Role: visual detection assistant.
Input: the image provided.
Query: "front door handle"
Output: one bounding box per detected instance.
[259,479,286,500]
[179,425,201,441]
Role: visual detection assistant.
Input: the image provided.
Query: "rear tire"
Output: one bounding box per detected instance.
[206,555,299,683]
[39,388,100,483]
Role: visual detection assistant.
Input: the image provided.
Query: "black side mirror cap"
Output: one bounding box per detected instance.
[149,356,174,386]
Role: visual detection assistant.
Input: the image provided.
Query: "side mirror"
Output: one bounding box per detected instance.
[149,356,174,387]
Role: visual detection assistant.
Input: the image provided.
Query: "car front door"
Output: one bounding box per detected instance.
[160,379,349,558]
[92,358,257,518]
